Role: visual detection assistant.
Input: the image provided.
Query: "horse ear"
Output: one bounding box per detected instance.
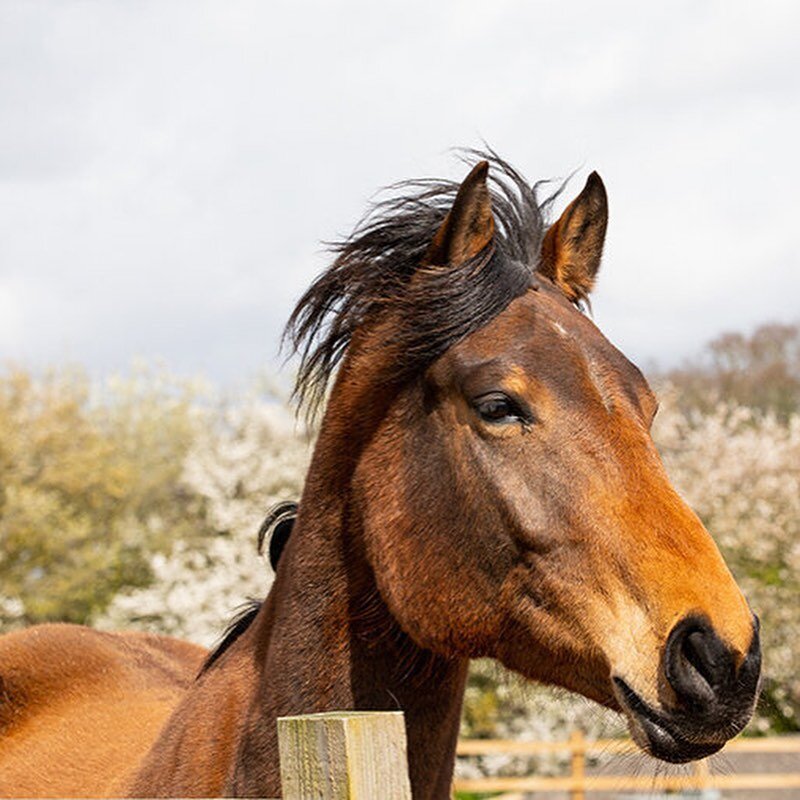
[538,172,608,302]
[424,160,495,266]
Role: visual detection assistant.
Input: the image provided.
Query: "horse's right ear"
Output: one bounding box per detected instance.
[538,172,608,302]
[424,161,495,266]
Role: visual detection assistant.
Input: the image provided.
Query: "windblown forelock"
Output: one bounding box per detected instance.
[284,150,554,417]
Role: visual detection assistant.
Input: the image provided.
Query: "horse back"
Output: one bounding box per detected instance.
[0,623,205,798]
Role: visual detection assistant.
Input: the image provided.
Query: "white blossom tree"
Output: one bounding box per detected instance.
[98,393,311,646]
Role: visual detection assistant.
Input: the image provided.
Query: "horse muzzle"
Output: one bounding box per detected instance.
[614,614,761,763]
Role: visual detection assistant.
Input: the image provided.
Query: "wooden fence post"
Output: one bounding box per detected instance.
[277,711,412,800]
[569,729,585,800]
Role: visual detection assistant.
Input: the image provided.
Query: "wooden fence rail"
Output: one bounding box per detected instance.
[273,712,800,799]
[454,730,800,797]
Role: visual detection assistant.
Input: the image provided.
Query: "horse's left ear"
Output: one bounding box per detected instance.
[538,172,608,302]
[424,160,495,266]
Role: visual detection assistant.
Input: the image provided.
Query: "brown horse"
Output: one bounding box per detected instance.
[0,153,761,799]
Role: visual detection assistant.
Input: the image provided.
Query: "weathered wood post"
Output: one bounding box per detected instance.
[277,711,412,800]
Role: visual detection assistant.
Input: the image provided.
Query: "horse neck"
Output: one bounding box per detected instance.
[231,365,469,800]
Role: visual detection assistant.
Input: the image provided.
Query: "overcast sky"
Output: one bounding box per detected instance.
[1,1,798,385]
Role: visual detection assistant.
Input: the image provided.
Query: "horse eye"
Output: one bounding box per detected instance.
[473,393,528,424]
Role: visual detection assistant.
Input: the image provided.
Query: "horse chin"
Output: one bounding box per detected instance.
[612,677,726,764]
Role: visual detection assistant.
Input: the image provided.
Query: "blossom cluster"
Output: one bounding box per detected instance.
[99,393,310,645]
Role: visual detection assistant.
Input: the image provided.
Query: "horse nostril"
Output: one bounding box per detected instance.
[665,617,729,710]
[659,615,760,739]
[683,629,723,688]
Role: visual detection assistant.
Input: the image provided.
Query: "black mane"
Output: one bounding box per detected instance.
[284,149,555,415]
[197,598,262,678]
[257,500,297,570]
[197,503,298,678]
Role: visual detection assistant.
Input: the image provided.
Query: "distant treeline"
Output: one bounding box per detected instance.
[659,321,800,418]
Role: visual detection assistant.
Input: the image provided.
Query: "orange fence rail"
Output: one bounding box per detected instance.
[454,732,800,797]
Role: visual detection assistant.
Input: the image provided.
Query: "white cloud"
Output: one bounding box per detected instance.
[0,0,798,380]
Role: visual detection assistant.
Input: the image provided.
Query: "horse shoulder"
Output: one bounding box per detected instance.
[126,640,259,797]
[0,623,205,798]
